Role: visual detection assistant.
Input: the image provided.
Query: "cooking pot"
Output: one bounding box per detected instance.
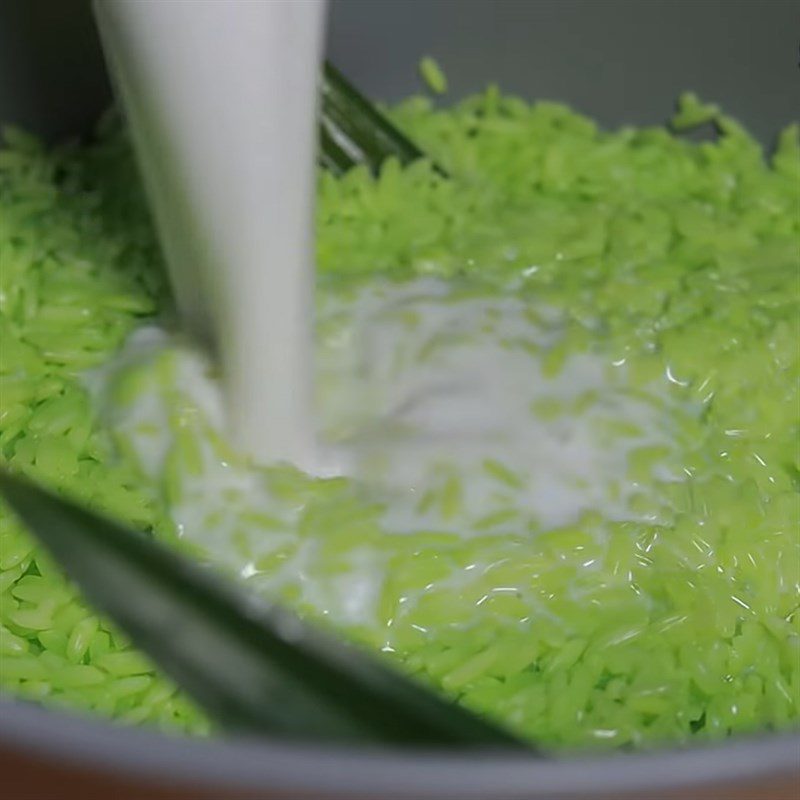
[0,1,797,797]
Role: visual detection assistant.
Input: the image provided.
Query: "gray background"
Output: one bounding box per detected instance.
[0,0,798,145]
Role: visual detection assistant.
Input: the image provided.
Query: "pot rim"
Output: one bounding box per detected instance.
[0,698,797,798]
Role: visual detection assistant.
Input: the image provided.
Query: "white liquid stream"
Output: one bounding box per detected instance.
[94,0,325,469]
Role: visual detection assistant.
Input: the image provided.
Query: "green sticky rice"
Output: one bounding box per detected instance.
[419,57,448,95]
[1,90,798,749]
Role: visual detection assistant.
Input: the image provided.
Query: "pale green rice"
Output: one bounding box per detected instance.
[0,90,798,749]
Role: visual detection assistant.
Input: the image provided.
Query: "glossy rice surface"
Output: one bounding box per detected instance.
[1,92,798,748]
